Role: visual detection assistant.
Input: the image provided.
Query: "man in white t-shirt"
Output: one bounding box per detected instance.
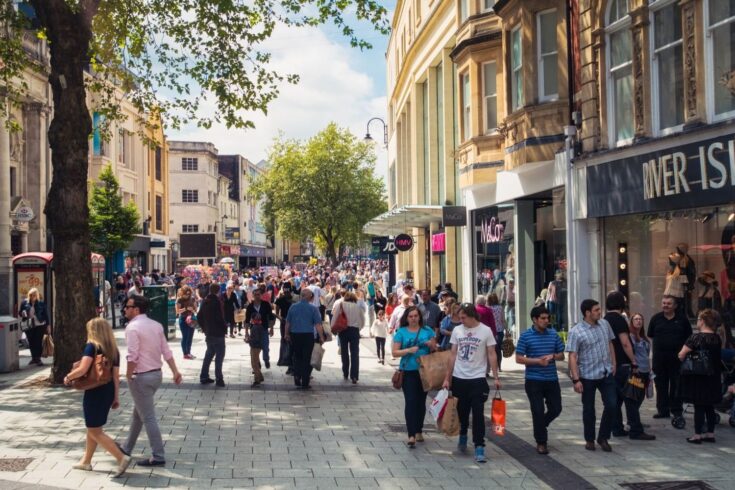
[443,303,501,463]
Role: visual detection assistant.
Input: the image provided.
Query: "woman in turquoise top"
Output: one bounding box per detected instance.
[392,306,437,448]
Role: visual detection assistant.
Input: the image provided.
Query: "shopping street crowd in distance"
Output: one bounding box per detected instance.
[59,258,735,476]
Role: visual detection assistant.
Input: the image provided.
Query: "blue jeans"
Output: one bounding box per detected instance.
[580,375,617,442]
[179,317,194,355]
[200,336,226,382]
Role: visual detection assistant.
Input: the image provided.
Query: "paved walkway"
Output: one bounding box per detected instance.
[0,325,733,489]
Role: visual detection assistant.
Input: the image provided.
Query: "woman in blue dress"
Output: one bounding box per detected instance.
[64,318,131,477]
[392,306,437,448]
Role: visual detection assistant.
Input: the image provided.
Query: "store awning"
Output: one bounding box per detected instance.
[363,205,444,236]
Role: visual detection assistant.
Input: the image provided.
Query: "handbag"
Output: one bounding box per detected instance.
[310,343,325,371]
[332,305,349,334]
[70,346,112,391]
[680,348,713,376]
[501,335,515,358]
[277,338,292,366]
[623,374,645,401]
[41,334,54,358]
[490,391,506,436]
[418,349,452,392]
[234,308,246,323]
[391,326,423,390]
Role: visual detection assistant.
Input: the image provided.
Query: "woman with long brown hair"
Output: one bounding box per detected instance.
[64,318,131,477]
[176,285,197,359]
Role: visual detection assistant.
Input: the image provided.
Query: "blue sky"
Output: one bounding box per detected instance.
[168,6,395,184]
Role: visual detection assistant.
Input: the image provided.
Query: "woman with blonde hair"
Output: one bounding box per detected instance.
[19,287,50,366]
[176,285,198,359]
[63,318,131,477]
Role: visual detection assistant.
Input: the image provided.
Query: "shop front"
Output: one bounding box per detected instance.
[584,127,735,326]
[239,245,266,269]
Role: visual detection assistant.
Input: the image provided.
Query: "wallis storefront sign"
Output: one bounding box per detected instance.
[586,131,735,218]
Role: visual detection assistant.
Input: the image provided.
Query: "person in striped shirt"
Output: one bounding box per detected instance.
[515,305,565,455]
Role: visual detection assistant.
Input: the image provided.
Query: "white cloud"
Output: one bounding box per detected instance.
[168,26,389,186]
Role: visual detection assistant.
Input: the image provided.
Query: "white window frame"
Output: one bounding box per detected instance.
[704,0,735,122]
[511,25,523,111]
[459,0,468,22]
[181,189,198,203]
[182,224,198,233]
[462,72,471,141]
[182,157,198,171]
[537,9,559,102]
[482,61,498,133]
[605,1,634,148]
[649,0,685,136]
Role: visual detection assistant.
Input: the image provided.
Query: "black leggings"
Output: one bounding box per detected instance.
[452,376,490,447]
[375,337,386,360]
[694,404,716,435]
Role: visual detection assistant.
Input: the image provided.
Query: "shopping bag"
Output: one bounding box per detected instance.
[234,308,246,323]
[623,374,645,402]
[418,350,452,392]
[41,334,54,358]
[310,343,325,371]
[438,396,460,436]
[429,388,450,423]
[646,373,654,399]
[491,391,506,436]
[277,339,292,366]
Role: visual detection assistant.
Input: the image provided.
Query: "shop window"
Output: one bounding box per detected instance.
[603,207,735,325]
[606,0,634,147]
[651,0,684,134]
[510,26,523,111]
[462,72,471,141]
[483,61,498,133]
[537,9,558,102]
[472,204,515,298]
[706,0,735,121]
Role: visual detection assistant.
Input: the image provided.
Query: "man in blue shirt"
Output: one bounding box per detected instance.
[284,289,326,390]
[516,305,565,455]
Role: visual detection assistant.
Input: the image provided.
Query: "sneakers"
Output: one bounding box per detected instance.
[474,446,487,463]
[457,435,468,453]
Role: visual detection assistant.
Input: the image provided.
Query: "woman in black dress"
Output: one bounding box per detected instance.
[678,308,722,443]
[223,284,241,338]
[19,288,50,366]
[64,318,131,477]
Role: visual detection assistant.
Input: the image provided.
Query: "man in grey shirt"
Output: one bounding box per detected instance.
[418,289,443,335]
[566,299,617,452]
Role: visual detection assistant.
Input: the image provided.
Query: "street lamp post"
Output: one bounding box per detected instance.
[364,117,388,148]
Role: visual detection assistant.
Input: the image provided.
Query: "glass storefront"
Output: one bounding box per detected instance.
[473,204,515,299]
[603,206,735,325]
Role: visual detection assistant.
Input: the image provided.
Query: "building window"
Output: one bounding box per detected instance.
[422,80,430,204]
[155,146,162,181]
[92,112,107,157]
[511,26,523,111]
[181,189,198,203]
[117,128,125,163]
[155,195,163,231]
[182,157,198,171]
[651,1,684,134]
[462,72,471,141]
[436,63,445,205]
[706,0,735,120]
[483,0,495,11]
[483,62,498,132]
[9,167,16,197]
[606,0,634,146]
[459,0,468,23]
[537,9,558,101]
[182,224,198,233]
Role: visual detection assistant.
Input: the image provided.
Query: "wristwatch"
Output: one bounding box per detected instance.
[572,379,580,384]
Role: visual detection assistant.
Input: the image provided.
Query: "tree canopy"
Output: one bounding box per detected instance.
[251,123,387,262]
[89,165,141,258]
[0,0,389,383]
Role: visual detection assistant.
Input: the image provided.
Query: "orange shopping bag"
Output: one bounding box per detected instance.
[491,391,506,436]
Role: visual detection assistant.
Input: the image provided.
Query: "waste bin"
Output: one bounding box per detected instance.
[143,286,171,340]
[0,316,21,373]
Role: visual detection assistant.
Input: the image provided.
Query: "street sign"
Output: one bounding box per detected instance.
[372,236,397,255]
[394,234,413,252]
[442,206,466,227]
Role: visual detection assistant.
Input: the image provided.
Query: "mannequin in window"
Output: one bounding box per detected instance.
[697,271,722,313]
[546,271,567,331]
[676,242,696,319]
[664,252,687,315]
[491,268,505,302]
[505,244,515,272]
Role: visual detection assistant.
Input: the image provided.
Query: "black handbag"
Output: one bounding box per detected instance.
[277,338,292,366]
[680,349,713,376]
[623,374,645,402]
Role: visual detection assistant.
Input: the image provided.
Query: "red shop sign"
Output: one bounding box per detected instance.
[431,233,446,253]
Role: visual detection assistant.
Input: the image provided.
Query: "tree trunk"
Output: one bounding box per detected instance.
[32,0,99,383]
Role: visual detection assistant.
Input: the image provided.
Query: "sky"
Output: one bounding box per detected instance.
[168,12,394,185]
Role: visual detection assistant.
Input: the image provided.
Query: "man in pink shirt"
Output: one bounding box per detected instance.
[120,295,182,467]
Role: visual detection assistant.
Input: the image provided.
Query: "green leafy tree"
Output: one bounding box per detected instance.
[251,123,387,263]
[89,165,141,264]
[0,0,388,382]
